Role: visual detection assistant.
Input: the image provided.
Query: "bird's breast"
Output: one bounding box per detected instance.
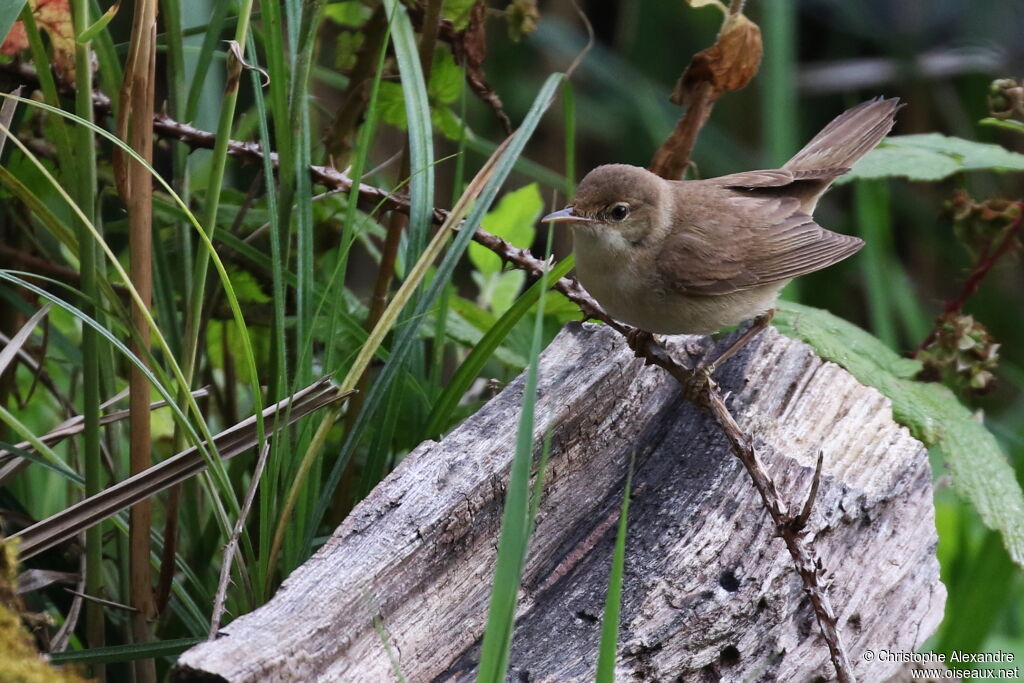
[573,232,784,335]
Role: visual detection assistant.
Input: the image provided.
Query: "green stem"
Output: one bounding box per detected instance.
[71,0,104,667]
[760,0,798,302]
[181,0,256,387]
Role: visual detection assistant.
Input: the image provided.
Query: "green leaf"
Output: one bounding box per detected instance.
[774,301,1024,568]
[377,81,408,130]
[228,269,271,304]
[490,270,526,315]
[76,0,121,44]
[468,183,543,275]
[442,0,476,30]
[980,117,1024,135]
[428,47,463,104]
[839,133,1024,183]
[431,106,464,141]
[324,1,372,26]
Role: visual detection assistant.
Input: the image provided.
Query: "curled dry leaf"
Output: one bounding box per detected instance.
[671,12,762,107]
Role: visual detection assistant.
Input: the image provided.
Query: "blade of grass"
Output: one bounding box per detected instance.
[596,455,635,683]
[181,0,256,391]
[477,223,557,683]
[854,180,898,348]
[70,0,105,656]
[0,2,27,38]
[87,0,123,99]
[19,7,73,168]
[290,0,327,389]
[243,29,291,597]
[384,0,434,263]
[259,0,296,401]
[183,1,231,122]
[47,638,204,665]
[282,0,328,569]
[0,440,83,484]
[760,0,798,303]
[75,1,120,43]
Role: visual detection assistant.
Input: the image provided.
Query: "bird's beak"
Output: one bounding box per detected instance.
[542,207,594,224]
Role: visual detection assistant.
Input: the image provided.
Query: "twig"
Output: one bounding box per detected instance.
[65,588,140,612]
[913,205,1024,356]
[209,440,271,639]
[648,80,715,179]
[791,451,824,532]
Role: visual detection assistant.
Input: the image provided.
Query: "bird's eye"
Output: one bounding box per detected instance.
[609,203,630,221]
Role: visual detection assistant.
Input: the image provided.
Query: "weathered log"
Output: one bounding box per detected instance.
[173,323,945,682]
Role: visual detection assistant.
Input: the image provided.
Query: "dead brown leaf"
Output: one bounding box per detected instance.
[451,0,512,135]
[671,12,762,107]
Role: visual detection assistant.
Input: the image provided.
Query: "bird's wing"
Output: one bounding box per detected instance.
[655,185,863,296]
[711,167,847,188]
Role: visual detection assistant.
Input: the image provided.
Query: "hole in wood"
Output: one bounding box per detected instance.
[718,569,741,592]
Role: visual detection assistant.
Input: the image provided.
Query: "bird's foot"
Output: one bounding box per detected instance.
[625,328,657,358]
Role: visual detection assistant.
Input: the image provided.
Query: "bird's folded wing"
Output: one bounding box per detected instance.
[656,192,863,296]
[712,167,848,188]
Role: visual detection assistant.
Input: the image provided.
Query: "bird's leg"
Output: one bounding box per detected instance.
[625,327,656,358]
[700,309,776,376]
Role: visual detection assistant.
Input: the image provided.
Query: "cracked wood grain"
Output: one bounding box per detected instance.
[173,324,944,682]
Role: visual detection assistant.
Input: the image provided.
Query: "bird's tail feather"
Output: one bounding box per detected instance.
[784,97,902,172]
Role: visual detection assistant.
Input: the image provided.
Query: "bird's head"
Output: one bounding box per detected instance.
[542,164,668,249]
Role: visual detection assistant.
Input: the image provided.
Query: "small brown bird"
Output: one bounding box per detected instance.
[543,97,901,339]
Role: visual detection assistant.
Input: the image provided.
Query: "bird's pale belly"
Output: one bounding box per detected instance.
[575,244,784,335]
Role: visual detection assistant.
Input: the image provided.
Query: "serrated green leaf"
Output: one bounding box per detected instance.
[428,47,463,104]
[468,183,543,275]
[839,133,1024,183]
[774,301,1024,568]
[377,81,407,130]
